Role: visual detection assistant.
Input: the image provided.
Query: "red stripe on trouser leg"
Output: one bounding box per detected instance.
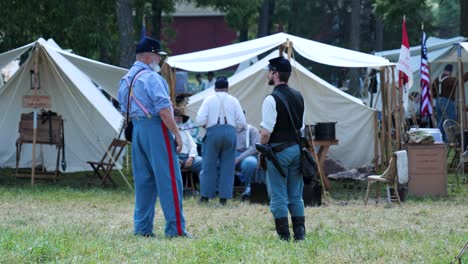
[161,124,183,235]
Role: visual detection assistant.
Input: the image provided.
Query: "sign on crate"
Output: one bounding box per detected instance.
[22,95,51,108]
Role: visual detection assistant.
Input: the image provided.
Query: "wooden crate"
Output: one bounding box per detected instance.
[407,144,447,197]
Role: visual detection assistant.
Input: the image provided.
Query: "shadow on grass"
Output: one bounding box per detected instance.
[0,167,134,193]
[1,165,466,203]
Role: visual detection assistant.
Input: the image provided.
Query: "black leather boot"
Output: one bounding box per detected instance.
[274,217,290,241]
[291,216,305,241]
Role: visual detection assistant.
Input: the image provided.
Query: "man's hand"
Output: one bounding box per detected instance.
[184,157,194,168]
[235,157,240,165]
[175,134,183,154]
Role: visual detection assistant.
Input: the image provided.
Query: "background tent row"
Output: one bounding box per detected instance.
[375,36,468,95]
[162,32,393,168]
[184,52,377,168]
[0,38,127,172]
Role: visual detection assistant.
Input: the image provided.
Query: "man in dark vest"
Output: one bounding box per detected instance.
[259,57,306,241]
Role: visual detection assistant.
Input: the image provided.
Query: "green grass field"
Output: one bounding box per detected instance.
[0,166,466,263]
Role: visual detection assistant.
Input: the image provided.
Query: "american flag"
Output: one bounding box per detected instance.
[141,15,147,40]
[420,32,432,117]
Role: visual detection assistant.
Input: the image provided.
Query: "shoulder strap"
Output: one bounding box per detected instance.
[273,91,302,146]
[246,125,250,149]
[125,69,150,124]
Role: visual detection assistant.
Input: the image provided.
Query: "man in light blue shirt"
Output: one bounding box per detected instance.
[117,37,192,238]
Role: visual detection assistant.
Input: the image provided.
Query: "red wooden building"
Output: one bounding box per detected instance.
[163,2,238,55]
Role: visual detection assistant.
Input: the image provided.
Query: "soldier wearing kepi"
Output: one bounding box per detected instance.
[259,57,306,241]
[196,76,246,205]
[117,37,192,238]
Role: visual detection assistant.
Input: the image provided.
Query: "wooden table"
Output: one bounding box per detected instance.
[308,139,339,190]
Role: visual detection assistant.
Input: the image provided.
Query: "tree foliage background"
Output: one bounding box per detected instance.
[0,0,466,76]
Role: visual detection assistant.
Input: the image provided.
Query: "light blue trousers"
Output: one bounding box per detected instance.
[266,144,304,219]
[201,125,236,199]
[132,116,186,237]
[236,151,258,186]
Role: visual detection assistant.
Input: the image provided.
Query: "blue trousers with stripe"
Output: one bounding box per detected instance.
[131,116,186,237]
[201,125,236,199]
[266,144,304,219]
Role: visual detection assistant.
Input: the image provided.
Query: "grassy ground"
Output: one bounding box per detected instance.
[0,167,467,263]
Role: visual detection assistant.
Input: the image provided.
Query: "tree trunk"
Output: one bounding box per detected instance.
[349,0,361,97]
[151,0,163,40]
[461,0,468,37]
[116,0,134,68]
[257,0,270,37]
[375,15,383,52]
[239,27,249,42]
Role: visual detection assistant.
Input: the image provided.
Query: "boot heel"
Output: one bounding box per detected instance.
[291,216,305,241]
[274,217,290,241]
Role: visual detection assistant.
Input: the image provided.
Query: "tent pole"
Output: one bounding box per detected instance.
[379,68,387,166]
[373,111,379,171]
[286,39,292,60]
[160,63,176,104]
[31,45,40,187]
[392,66,401,150]
[386,67,393,163]
[458,44,465,180]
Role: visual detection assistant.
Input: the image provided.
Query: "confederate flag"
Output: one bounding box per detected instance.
[397,16,414,90]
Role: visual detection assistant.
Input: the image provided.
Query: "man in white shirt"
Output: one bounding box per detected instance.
[174,108,202,179]
[196,76,246,205]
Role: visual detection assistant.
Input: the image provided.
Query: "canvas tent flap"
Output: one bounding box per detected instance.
[186,52,376,168]
[167,33,286,71]
[167,32,393,72]
[0,40,35,70]
[287,34,392,68]
[47,44,128,100]
[0,38,124,172]
[462,42,468,52]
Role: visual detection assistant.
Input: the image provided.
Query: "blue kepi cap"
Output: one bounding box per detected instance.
[136,37,167,55]
[266,57,291,72]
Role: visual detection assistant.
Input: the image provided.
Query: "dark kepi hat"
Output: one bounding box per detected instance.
[173,107,190,123]
[215,76,229,89]
[136,37,167,55]
[266,56,291,73]
[444,64,453,72]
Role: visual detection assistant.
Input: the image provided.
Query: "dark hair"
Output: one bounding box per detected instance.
[277,71,291,83]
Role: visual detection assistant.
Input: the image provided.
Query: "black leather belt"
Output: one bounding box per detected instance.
[272,142,297,153]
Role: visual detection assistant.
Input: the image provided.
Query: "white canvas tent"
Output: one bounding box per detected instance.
[185,52,377,168]
[167,32,392,71]
[0,38,127,172]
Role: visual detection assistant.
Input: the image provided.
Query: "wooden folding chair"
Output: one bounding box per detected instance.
[364,153,401,207]
[87,138,127,186]
[443,119,461,168]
